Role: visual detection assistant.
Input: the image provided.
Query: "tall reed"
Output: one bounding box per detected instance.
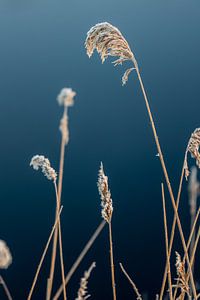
[47,88,75,300]
[30,155,66,300]
[85,23,197,298]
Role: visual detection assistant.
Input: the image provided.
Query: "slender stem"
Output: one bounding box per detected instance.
[27,207,63,300]
[47,107,67,300]
[161,183,173,300]
[119,263,142,300]
[0,276,12,300]
[54,182,67,300]
[160,163,184,299]
[53,220,106,300]
[108,221,117,300]
[133,63,197,299]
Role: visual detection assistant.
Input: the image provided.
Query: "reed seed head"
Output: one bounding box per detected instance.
[97,162,113,223]
[184,128,200,180]
[30,155,57,181]
[0,240,12,269]
[85,22,137,85]
[173,251,189,295]
[75,262,96,300]
[57,88,76,107]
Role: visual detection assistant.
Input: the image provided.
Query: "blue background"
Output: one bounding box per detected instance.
[0,0,200,299]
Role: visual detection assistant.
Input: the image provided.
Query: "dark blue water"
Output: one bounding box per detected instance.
[0,0,200,299]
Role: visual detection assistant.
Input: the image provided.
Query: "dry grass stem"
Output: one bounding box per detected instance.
[27,206,63,300]
[0,276,12,300]
[119,263,142,300]
[47,88,75,300]
[53,182,67,300]
[53,221,106,300]
[161,184,173,300]
[75,262,96,300]
[86,22,197,299]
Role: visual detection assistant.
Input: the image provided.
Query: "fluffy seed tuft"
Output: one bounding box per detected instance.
[30,155,57,181]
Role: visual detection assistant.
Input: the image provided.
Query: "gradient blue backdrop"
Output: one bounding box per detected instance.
[0,0,200,299]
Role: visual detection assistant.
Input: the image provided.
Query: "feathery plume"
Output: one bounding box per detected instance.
[57,88,76,107]
[75,262,96,300]
[30,155,57,181]
[173,252,189,296]
[97,162,113,223]
[85,22,138,85]
[184,128,200,180]
[0,240,12,269]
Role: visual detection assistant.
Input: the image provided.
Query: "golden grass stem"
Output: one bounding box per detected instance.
[47,107,67,300]
[109,221,117,300]
[160,163,184,299]
[27,206,63,300]
[53,220,106,300]
[53,182,67,300]
[0,276,12,300]
[119,263,142,300]
[133,64,197,299]
[161,183,173,300]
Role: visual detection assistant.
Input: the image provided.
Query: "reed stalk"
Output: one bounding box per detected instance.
[109,221,117,300]
[0,276,12,300]
[161,183,173,300]
[27,207,63,300]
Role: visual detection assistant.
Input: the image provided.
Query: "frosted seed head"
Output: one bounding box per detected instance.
[30,155,57,181]
[85,22,137,85]
[97,162,113,223]
[0,240,12,269]
[57,88,76,107]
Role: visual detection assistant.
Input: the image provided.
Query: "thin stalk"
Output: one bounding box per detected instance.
[119,263,142,300]
[53,182,67,300]
[0,276,12,300]
[27,207,63,300]
[47,106,67,300]
[133,62,197,299]
[160,164,184,299]
[109,221,117,300]
[161,183,173,300]
[53,220,106,300]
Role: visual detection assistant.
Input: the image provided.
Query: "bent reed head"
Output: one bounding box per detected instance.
[85,22,138,85]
